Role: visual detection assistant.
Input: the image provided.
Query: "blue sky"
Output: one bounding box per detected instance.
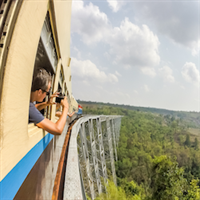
[70,0,199,112]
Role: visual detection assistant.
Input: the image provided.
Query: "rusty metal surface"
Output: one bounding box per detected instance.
[52,119,77,200]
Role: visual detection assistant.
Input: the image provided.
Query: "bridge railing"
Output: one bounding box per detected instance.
[64,115,122,200]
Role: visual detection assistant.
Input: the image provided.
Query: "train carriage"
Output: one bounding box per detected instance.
[0,0,77,199]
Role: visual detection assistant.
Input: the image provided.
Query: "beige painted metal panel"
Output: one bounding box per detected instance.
[54,1,72,96]
[0,0,49,181]
[70,95,78,112]
[51,59,62,122]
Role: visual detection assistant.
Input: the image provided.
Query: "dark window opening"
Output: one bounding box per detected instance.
[31,12,58,120]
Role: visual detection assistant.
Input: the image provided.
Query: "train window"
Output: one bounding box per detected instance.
[64,83,67,95]
[42,12,58,73]
[64,83,70,106]
[30,11,59,122]
[55,65,67,117]
[57,65,64,94]
[59,70,64,86]
[55,82,63,117]
[57,82,62,94]
[33,35,55,120]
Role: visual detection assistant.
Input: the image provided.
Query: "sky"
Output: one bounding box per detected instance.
[70,0,200,112]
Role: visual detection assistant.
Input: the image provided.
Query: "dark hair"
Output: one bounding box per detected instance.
[31,68,52,92]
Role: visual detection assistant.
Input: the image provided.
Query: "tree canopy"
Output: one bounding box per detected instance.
[82,101,200,200]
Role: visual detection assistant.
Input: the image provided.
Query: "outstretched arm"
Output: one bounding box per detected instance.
[35,101,50,111]
[35,92,59,111]
[36,97,69,135]
[67,111,75,117]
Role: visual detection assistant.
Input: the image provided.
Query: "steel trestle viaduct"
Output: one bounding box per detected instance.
[64,115,121,199]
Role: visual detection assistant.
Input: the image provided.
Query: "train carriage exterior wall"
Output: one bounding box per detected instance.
[0,0,77,199]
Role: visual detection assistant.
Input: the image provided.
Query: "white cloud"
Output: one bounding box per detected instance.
[144,84,150,92]
[141,67,156,77]
[96,85,104,90]
[159,66,175,83]
[108,73,118,83]
[115,71,121,77]
[71,57,118,83]
[107,0,126,12]
[115,91,130,99]
[72,46,81,59]
[181,86,185,90]
[181,62,199,86]
[106,18,160,69]
[125,93,130,98]
[191,40,200,56]
[71,2,161,71]
[83,80,90,86]
[71,1,110,44]
[134,2,200,55]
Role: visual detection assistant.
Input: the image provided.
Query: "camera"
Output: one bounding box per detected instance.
[55,93,65,103]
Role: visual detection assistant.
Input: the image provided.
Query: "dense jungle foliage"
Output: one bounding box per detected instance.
[80,101,200,200]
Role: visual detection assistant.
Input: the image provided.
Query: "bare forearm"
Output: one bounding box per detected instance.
[55,106,68,132]
[68,111,75,117]
[35,102,49,111]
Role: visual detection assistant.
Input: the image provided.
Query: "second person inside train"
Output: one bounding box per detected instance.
[55,103,75,118]
[29,68,69,135]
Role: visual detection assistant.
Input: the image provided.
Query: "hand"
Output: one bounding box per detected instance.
[47,91,59,106]
[61,96,69,109]
[55,111,62,118]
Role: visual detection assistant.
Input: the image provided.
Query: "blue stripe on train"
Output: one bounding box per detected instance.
[0,133,54,200]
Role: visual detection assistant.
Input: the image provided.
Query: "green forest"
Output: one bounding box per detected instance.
[79,101,200,200]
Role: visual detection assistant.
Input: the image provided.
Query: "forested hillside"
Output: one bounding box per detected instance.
[79,100,200,129]
[80,101,200,200]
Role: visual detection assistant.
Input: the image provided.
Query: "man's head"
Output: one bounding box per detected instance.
[31,68,52,101]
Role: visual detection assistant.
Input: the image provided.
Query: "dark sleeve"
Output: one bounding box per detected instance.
[29,102,44,124]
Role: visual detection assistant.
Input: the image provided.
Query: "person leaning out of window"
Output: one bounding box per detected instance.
[29,68,69,135]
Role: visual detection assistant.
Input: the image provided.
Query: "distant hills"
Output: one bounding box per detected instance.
[78,100,200,128]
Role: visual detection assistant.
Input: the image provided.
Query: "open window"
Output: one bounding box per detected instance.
[55,66,65,116]
[31,11,58,120]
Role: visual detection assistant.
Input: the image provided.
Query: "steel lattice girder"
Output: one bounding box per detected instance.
[64,115,121,200]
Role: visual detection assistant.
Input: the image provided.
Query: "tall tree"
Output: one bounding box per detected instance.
[150,156,186,200]
[184,134,191,147]
[184,179,200,200]
[194,138,199,150]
